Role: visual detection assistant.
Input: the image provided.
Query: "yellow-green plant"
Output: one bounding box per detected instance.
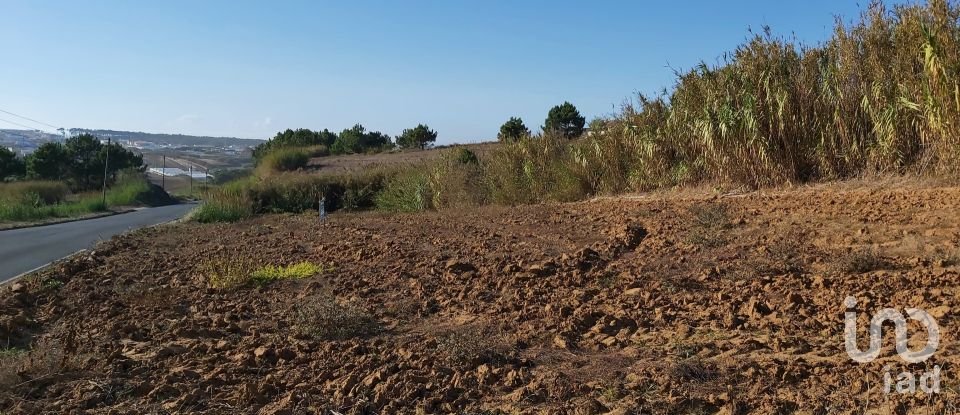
[204,259,329,288]
[250,261,326,284]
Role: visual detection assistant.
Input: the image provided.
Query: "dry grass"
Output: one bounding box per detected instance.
[736,228,810,279]
[834,247,891,274]
[669,358,720,384]
[293,294,381,341]
[0,338,84,396]
[934,246,960,267]
[686,202,734,248]
[436,324,515,368]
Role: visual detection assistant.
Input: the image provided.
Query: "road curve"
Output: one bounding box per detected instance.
[0,203,196,283]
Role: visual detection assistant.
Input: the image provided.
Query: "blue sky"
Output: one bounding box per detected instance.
[2,1,870,142]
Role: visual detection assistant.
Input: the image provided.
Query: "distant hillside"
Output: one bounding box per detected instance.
[69,129,264,148]
[0,129,62,143]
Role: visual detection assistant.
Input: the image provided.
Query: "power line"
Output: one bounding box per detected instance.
[0,108,60,130]
[0,117,42,131]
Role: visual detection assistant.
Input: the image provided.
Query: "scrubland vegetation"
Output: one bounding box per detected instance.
[0,172,168,223]
[0,133,159,223]
[197,1,960,223]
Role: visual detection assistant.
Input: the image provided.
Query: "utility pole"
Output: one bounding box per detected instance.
[189,164,194,197]
[161,154,166,191]
[101,137,110,206]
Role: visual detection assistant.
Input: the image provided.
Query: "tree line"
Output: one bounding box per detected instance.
[254,101,587,163]
[253,123,438,162]
[0,134,145,190]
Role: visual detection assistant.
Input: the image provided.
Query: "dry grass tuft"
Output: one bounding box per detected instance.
[686,202,734,248]
[0,338,85,395]
[436,324,515,367]
[669,358,720,384]
[293,294,381,341]
[835,248,890,274]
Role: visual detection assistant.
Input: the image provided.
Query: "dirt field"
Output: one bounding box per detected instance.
[308,143,499,175]
[3,179,960,414]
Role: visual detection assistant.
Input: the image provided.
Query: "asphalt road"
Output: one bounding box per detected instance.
[0,203,195,283]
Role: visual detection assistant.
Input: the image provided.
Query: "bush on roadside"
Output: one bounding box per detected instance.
[0,181,69,205]
[192,179,256,223]
[104,172,152,206]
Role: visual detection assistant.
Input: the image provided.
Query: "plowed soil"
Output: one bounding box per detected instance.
[3,180,960,414]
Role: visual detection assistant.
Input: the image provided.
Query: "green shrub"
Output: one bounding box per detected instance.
[257,147,311,176]
[454,147,479,165]
[0,173,165,223]
[211,168,253,185]
[202,258,257,289]
[482,134,589,205]
[304,145,330,158]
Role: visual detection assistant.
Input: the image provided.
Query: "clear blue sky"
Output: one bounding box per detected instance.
[2,0,871,142]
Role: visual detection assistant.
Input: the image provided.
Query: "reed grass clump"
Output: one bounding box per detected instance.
[482,1,960,199]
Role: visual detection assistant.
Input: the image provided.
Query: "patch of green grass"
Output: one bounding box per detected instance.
[104,175,152,206]
[41,278,64,290]
[0,181,68,204]
[0,193,108,223]
[0,348,25,359]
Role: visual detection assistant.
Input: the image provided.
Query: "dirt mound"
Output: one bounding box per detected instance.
[3,181,960,413]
